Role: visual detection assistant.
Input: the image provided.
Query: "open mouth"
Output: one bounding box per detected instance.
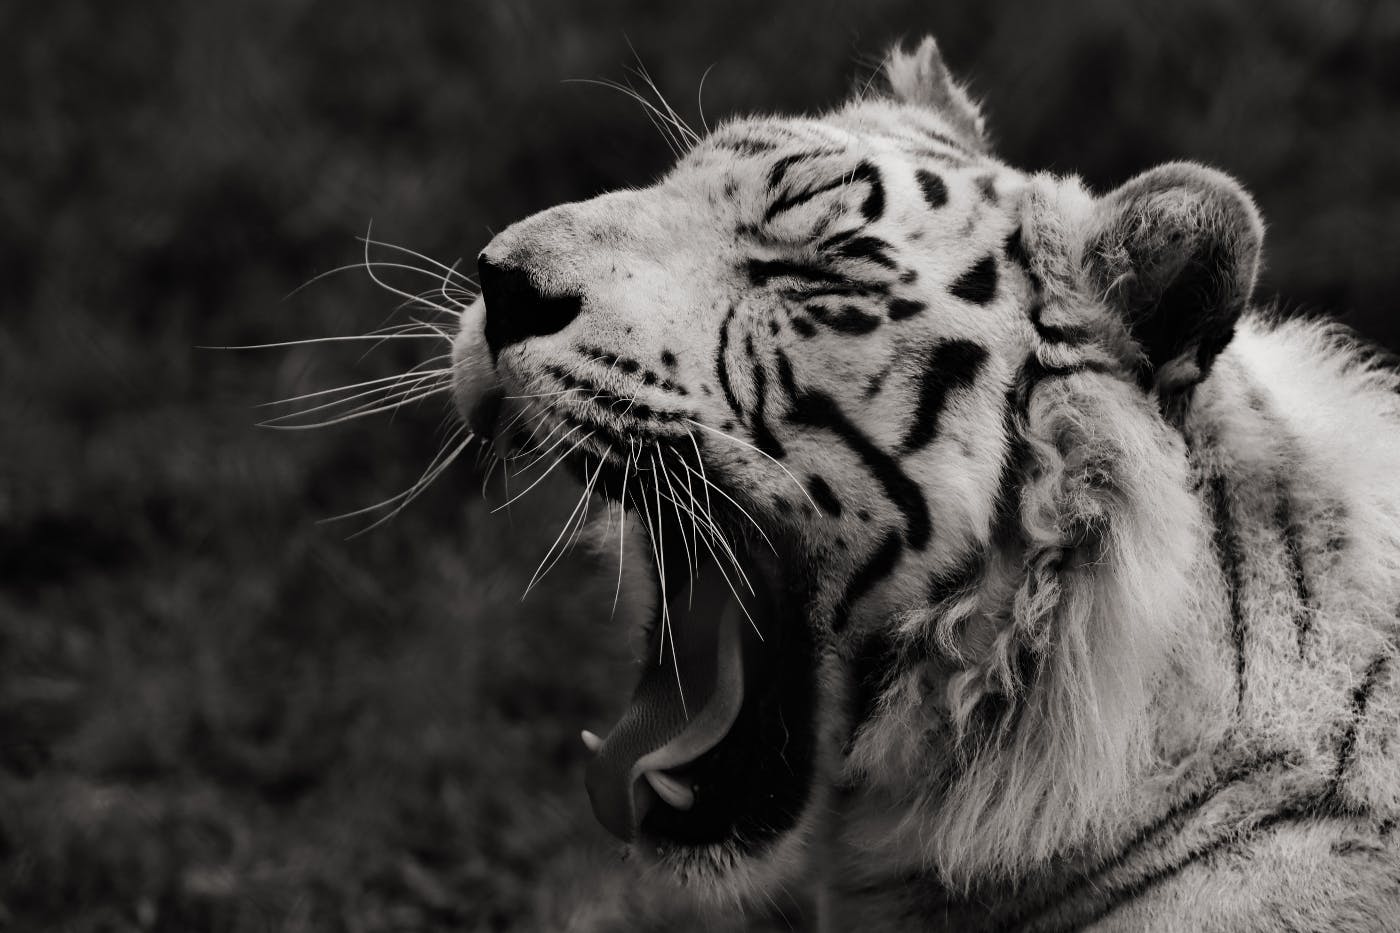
[567,453,820,855]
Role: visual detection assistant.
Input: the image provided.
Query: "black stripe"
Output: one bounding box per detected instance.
[806,302,881,335]
[1066,794,1333,933]
[829,235,896,268]
[1332,653,1389,791]
[833,532,903,632]
[716,305,743,417]
[765,152,814,190]
[1003,226,1032,271]
[915,168,948,209]
[991,381,1031,545]
[746,258,856,290]
[712,136,778,155]
[1025,356,1123,381]
[912,122,973,155]
[764,160,885,225]
[847,631,899,744]
[1029,298,1092,345]
[949,255,999,305]
[928,551,983,605]
[788,390,931,550]
[807,474,842,517]
[1275,491,1315,658]
[750,360,785,459]
[1208,474,1249,715]
[975,173,998,204]
[888,298,925,320]
[992,751,1296,932]
[852,160,885,222]
[900,340,988,454]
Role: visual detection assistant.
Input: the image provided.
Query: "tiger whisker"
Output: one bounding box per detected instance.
[673,493,763,641]
[610,447,637,622]
[358,234,477,288]
[360,224,464,321]
[509,421,582,467]
[344,430,477,539]
[286,258,476,302]
[523,454,604,598]
[635,465,688,719]
[320,425,473,527]
[685,419,818,511]
[491,429,595,513]
[656,453,697,607]
[259,382,452,430]
[676,456,778,559]
[656,478,755,597]
[261,367,451,422]
[204,332,444,351]
[258,360,452,409]
[260,370,451,426]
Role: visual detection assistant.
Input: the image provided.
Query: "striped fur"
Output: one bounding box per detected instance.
[451,36,1400,929]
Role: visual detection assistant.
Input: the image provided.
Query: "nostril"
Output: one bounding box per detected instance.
[478,254,585,358]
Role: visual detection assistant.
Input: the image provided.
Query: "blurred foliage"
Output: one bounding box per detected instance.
[1,0,1397,930]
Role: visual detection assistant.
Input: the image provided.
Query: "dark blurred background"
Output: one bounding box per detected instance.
[2,1,1397,930]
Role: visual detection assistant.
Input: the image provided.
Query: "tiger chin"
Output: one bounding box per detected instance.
[449,37,1400,931]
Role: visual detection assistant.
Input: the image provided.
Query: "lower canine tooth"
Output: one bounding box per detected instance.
[581,729,602,753]
[644,770,695,810]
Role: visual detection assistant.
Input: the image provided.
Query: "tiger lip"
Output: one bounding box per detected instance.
[581,730,697,811]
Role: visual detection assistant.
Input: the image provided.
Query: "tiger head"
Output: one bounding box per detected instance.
[451,38,1263,898]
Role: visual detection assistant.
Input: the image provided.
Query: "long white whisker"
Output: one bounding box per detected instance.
[261,369,450,424]
[656,453,696,608]
[695,62,716,136]
[258,362,452,409]
[359,235,476,287]
[610,450,635,622]
[345,431,475,539]
[491,430,594,513]
[259,383,451,430]
[685,419,817,510]
[676,458,777,558]
[523,455,603,598]
[636,463,687,720]
[203,333,443,351]
[320,426,471,523]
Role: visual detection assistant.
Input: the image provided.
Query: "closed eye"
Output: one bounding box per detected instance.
[745,258,888,299]
[746,258,852,288]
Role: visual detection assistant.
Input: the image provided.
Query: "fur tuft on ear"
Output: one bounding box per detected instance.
[1084,162,1264,393]
[882,36,988,150]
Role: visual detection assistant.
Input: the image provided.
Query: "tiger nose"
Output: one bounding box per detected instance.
[478,255,584,357]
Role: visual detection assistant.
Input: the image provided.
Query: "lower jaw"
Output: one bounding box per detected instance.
[638,584,819,854]
[566,454,822,859]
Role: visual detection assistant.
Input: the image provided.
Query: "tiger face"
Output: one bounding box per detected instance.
[451,37,1262,897]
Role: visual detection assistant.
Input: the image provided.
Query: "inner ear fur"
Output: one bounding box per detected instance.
[1084,162,1264,391]
[882,36,988,151]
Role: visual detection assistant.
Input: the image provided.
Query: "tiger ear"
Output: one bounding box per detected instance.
[882,36,988,150]
[1083,162,1264,392]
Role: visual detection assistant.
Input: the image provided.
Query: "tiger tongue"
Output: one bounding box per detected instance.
[584,578,747,843]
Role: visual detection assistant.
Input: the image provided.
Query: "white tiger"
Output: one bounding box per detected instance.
[444,37,1400,931]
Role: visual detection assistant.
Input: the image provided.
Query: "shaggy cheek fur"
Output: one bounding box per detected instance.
[842,368,1208,884]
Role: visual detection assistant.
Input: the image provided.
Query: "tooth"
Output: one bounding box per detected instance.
[581,729,602,753]
[644,770,695,811]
